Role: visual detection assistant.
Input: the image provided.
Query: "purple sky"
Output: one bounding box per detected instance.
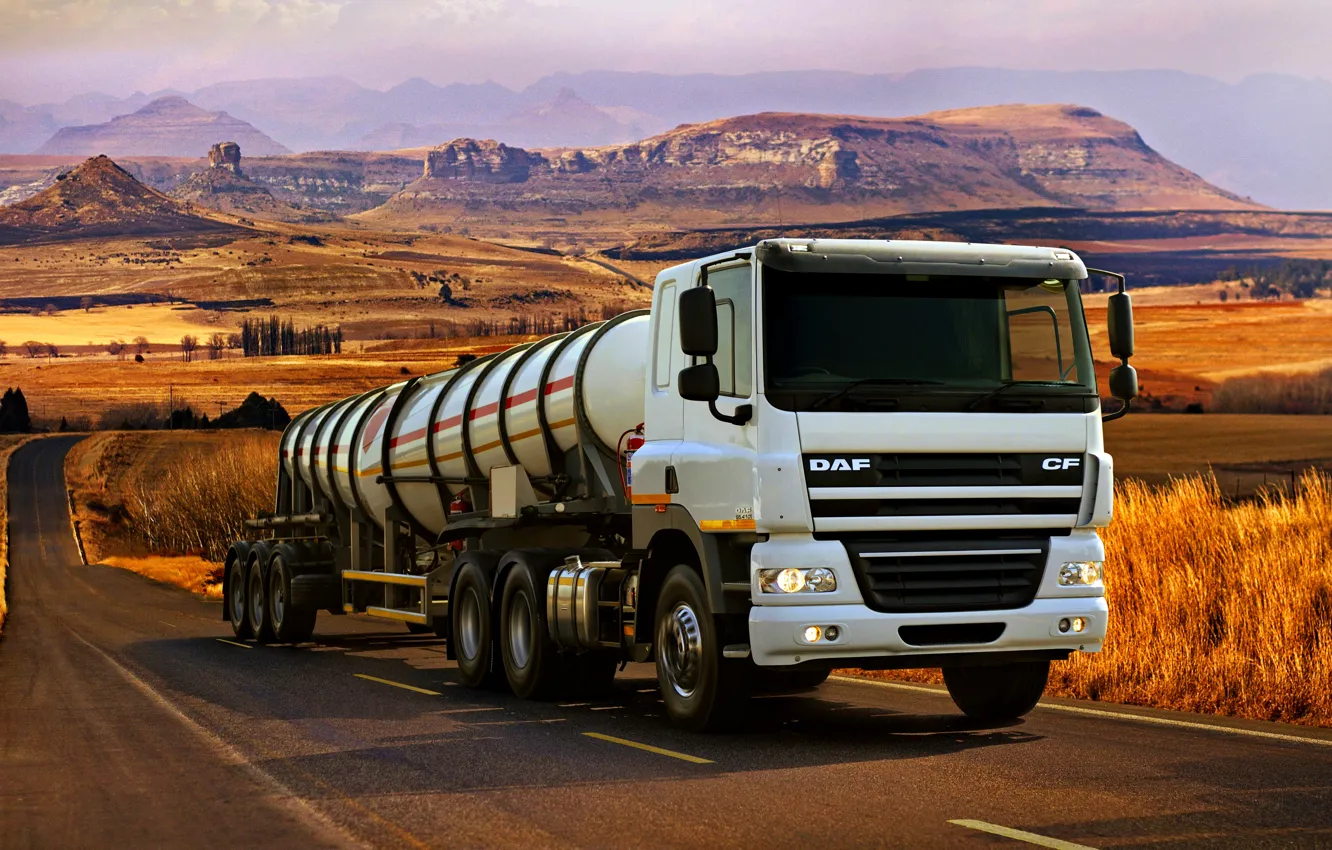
[2,0,1328,103]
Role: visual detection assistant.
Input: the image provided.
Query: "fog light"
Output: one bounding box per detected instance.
[1072,617,1087,633]
[1058,617,1071,633]
[778,568,806,593]
[1058,561,1104,586]
[804,625,823,643]
[824,625,840,642]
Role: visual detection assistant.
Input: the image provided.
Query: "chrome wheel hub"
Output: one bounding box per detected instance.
[658,601,703,698]
[508,591,532,670]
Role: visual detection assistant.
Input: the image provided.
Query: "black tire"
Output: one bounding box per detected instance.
[943,660,1050,721]
[655,565,751,731]
[755,668,831,693]
[499,561,562,699]
[451,554,504,689]
[226,548,252,639]
[268,549,317,644]
[247,554,275,644]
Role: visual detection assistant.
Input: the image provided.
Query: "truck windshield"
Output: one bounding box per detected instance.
[762,268,1096,413]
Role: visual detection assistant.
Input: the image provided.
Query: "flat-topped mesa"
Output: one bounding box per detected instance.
[423,139,544,183]
[209,142,243,175]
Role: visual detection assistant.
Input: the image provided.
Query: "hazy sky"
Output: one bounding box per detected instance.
[2,0,1329,103]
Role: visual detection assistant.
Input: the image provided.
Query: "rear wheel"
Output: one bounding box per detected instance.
[451,555,504,689]
[268,551,317,644]
[226,550,251,639]
[655,565,750,731]
[499,563,561,699]
[247,555,274,644]
[943,660,1050,721]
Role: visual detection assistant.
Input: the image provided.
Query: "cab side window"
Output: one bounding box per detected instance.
[706,264,752,397]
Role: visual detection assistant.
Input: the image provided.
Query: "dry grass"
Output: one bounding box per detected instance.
[0,434,43,635]
[66,431,278,596]
[851,471,1332,727]
[1213,368,1332,414]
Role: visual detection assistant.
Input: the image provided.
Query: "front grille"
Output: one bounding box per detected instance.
[811,498,1082,518]
[845,538,1047,613]
[803,452,1085,489]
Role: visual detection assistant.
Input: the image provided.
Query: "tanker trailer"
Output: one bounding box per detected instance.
[225,238,1138,731]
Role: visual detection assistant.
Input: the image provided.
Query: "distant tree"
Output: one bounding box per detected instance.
[0,340,8,358]
[58,416,69,432]
[225,333,242,351]
[23,341,41,359]
[206,332,225,360]
[0,388,31,433]
[180,334,198,363]
[133,336,150,355]
[80,296,93,313]
[44,342,58,361]
[107,339,126,359]
[43,303,57,316]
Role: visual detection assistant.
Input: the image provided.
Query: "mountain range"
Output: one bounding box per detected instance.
[4,68,1332,208]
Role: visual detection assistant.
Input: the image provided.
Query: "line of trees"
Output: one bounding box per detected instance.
[1219,260,1332,300]
[239,316,344,357]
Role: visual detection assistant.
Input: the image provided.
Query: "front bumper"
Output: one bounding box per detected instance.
[748,596,1108,667]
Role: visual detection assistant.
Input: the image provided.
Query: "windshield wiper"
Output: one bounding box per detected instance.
[807,378,944,411]
[966,381,1070,411]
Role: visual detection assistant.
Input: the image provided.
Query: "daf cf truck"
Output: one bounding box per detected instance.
[224,238,1138,731]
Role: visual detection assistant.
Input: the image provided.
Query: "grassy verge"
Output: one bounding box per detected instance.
[0,435,47,635]
[847,471,1332,727]
[65,431,278,599]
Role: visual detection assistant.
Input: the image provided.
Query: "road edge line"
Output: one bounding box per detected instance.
[829,675,1332,748]
[582,732,714,764]
[353,673,441,696]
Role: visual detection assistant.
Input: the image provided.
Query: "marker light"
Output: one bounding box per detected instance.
[1058,561,1104,586]
[759,568,839,594]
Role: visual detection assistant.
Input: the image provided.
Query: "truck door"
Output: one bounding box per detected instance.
[674,260,758,528]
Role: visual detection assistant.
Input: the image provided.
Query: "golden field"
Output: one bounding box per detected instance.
[866,472,1332,727]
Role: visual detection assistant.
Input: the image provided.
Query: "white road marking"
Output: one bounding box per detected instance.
[950,819,1097,849]
[830,676,1332,748]
[216,638,252,649]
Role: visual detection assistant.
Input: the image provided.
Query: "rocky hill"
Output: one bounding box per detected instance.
[0,155,248,244]
[170,142,333,222]
[34,97,289,158]
[359,105,1258,234]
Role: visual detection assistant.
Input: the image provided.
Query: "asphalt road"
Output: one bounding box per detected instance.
[3,436,1332,849]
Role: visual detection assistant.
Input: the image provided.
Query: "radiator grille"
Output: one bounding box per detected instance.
[845,538,1047,613]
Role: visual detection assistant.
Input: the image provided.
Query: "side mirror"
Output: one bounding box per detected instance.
[1109,364,1138,401]
[678,363,720,402]
[678,286,718,356]
[1107,291,1134,360]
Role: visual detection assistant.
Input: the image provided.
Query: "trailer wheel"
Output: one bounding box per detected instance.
[226,550,252,639]
[451,556,504,689]
[268,551,317,644]
[942,660,1050,721]
[247,555,275,644]
[499,562,562,699]
[655,565,751,731]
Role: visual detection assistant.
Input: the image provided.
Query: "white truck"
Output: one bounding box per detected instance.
[225,238,1138,731]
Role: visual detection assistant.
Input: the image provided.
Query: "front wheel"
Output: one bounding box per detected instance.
[943,660,1050,721]
[655,565,750,731]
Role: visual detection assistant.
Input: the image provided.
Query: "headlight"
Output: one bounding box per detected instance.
[759,567,838,593]
[1058,561,1103,586]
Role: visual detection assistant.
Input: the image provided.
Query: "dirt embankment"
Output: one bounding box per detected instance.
[0,435,48,635]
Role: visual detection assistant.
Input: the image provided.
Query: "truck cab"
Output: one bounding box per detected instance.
[628,238,1136,727]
